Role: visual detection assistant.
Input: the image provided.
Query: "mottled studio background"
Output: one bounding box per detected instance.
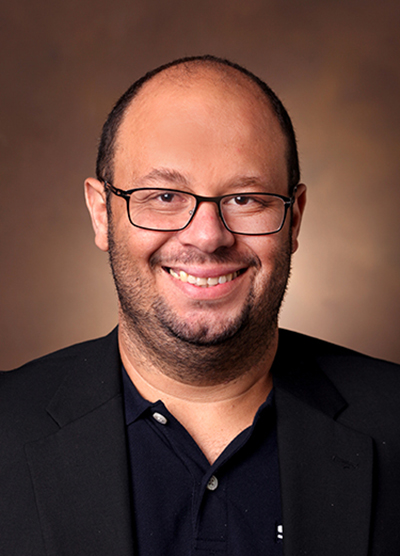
[1,0,399,369]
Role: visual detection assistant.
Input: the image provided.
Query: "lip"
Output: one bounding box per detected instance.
[162,265,249,300]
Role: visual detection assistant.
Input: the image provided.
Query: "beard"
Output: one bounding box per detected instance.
[108,220,292,385]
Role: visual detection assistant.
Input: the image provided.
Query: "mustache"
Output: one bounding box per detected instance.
[150,247,261,270]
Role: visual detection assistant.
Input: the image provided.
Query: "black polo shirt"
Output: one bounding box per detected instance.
[122,367,283,556]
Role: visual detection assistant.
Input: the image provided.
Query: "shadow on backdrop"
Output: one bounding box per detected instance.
[1,0,399,368]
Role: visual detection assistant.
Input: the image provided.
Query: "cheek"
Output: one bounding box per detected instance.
[239,235,282,266]
[244,233,291,287]
[121,227,175,271]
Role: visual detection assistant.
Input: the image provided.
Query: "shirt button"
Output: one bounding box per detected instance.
[206,475,218,491]
[152,412,168,425]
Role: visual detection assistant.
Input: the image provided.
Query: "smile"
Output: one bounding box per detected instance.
[168,268,243,287]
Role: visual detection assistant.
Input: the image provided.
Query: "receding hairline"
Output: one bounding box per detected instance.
[129,59,275,103]
[116,61,288,171]
[96,55,300,191]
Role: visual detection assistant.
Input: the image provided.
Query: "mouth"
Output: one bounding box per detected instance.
[166,267,247,288]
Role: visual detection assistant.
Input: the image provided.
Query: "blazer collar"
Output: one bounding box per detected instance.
[46,328,121,427]
[272,329,347,419]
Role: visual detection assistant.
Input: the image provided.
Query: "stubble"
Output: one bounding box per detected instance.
[108,221,292,385]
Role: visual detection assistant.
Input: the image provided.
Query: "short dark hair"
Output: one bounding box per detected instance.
[96,55,300,193]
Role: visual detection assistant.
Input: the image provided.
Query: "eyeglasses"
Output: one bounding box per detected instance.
[104,181,297,236]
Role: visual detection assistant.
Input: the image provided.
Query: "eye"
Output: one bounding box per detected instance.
[154,191,191,207]
[132,189,189,207]
[139,190,192,212]
[222,194,277,214]
[225,195,261,207]
[139,190,185,204]
[232,195,253,205]
[158,192,176,203]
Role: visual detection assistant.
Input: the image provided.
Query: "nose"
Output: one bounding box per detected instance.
[177,200,235,253]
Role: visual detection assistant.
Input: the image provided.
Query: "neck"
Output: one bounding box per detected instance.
[119,323,278,463]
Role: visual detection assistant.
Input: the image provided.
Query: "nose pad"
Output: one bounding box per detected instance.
[178,201,235,252]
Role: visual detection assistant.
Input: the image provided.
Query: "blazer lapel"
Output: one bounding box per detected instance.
[274,334,373,556]
[25,330,135,556]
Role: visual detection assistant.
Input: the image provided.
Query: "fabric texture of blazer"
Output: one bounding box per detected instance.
[1,327,400,556]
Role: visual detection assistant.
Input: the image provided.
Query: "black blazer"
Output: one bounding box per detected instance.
[1,328,400,555]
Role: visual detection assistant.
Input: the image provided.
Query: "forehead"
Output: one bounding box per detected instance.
[113,66,288,186]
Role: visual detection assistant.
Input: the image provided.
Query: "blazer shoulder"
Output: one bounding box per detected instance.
[279,328,400,374]
[0,328,119,454]
[1,327,118,377]
[278,328,400,431]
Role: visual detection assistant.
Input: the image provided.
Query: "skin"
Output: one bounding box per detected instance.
[85,66,306,462]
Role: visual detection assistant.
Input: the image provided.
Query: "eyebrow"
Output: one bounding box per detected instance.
[135,168,272,191]
[137,168,190,187]
[228,176,270,190]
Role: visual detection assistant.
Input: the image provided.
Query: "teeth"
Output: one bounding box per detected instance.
[169,269,239,287]
[197,277,208,287]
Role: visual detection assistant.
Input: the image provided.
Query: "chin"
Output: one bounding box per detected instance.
[153,298,250,346]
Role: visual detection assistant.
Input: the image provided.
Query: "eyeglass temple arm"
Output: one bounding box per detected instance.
[104,181,131,200]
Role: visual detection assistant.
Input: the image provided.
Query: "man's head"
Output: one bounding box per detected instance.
[85,56,306,385]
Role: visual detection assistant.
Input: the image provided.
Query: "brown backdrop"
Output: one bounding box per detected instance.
[1,0,399,369]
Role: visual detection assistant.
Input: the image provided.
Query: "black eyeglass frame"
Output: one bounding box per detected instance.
[104,180,298,236]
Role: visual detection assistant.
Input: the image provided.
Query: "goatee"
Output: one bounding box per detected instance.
[108,220,292,385]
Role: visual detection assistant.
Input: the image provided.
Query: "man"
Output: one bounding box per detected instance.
[1,56,400,556]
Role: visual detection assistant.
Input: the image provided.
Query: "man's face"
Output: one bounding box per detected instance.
[86,70,305,381]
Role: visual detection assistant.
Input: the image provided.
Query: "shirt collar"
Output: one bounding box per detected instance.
[122,364,275,427]
[122,365,156,425]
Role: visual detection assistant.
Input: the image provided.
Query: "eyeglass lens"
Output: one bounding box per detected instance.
[128,189,287,234]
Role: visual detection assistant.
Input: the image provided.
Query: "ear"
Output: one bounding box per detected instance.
[290,183,307,254]
[84,178,109,252]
